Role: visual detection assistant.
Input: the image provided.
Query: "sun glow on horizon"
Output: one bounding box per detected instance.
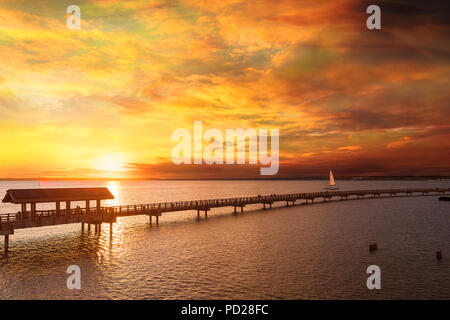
[91,153,129,173]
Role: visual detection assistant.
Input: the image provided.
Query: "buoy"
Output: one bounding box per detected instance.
[369,242,377,252]
[437,250,442,260]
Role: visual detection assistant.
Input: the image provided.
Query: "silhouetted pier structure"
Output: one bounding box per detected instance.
[1,187,449,251]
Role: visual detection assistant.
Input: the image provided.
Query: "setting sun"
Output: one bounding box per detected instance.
[91,153,128,172]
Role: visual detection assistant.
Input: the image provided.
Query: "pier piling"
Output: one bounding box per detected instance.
[4,235,9,251]
[1,229,13,252]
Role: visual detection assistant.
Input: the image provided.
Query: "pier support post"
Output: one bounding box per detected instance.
[88,223,91,232]
[110,222,113,237]
[204,210,208,219]
[263,203,266,210]
[149,215,152,226]
[81,222,85,232]
[241,206,244,213]
[98,223,101,233]
[270,203,272,209]
[21,203,26,220]
[234,206,237,214]
[1,229,13,252]
[66,201,71,215]
[4,235,9,251]
[197,210,200,220]
[156,216,159,226]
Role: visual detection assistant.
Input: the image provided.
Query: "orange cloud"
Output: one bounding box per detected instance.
[0,0,449,178]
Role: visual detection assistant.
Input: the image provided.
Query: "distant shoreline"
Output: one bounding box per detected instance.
[0,176,449,181]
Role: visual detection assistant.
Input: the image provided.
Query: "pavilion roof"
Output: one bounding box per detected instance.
[2,188,115,204]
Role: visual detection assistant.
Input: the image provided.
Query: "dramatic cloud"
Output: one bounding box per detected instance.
[0,0,449,178]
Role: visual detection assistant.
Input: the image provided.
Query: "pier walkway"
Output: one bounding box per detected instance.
[1,187,449,251]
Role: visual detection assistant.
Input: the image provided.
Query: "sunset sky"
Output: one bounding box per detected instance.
[0,0,449,179]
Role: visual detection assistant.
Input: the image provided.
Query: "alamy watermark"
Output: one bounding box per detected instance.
[171,121,279,175]
[366,265,381,290]
[66,5,81,30]
[366,5,381,30]
[66,265,81,289]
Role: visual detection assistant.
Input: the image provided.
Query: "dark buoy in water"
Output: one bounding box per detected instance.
[437,250,442,260]
[369,242,377,252]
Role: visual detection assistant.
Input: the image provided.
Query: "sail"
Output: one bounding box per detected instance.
[329,170,335,186]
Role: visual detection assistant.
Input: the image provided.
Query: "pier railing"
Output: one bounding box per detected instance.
[1,187,449,228]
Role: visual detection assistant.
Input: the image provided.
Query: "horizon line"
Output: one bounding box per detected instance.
[0,176,449,181]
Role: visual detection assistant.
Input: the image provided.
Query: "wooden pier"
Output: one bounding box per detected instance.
[1,187,449,251]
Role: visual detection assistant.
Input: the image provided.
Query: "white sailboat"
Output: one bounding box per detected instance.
[324,170,339,191]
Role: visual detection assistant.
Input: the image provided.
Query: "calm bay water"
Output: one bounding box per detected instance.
[0,179,449,299]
